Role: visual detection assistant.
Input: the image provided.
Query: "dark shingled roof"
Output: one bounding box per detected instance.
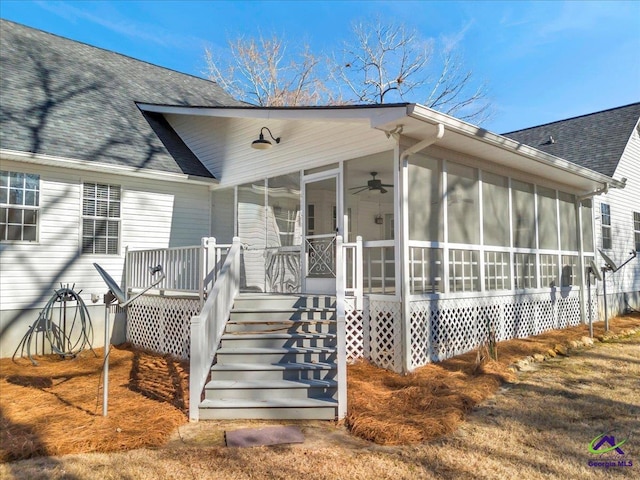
[0,19,241,177]
[502,103,640,178]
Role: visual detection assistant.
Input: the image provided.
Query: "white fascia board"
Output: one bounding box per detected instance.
[407,104,625,190]
[137,103,409,124]
[0,149,219,187]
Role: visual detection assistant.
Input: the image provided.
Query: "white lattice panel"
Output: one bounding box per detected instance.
[408,289,585,365]
[344,297,365,362]
[126,295,200,359]
[368,299,402,373]
[409,302,430,369]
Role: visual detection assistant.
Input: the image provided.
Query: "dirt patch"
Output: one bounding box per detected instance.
[1,314,639,463]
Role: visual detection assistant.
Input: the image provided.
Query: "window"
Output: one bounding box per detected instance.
[82,182,121,254]
[634,212,640,252]
[449,249,480,292]
[539,254,559,288]
[410,247,442,294]
[601,203,611,249]
[307,204,315,235]
[514,253,536,289]
[561,255,579,287]
[512,180,536,248]
[484,251,511,290]
[0,171,40,242]
[447,162,479,244]
[537,186,558,250]
[558,192,578,251]
[482,172,509,247]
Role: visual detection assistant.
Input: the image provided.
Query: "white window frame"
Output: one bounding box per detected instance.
[633,211,640,252]
[0,170,40,242]
[81,182,121,255]
[601,203,612,250]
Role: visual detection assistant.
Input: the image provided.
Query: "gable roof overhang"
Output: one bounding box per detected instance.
[137,102,624,194]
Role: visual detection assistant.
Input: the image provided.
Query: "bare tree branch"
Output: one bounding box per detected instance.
[205,34,325,106]
[204,20,492,123]
[330,20,491,123]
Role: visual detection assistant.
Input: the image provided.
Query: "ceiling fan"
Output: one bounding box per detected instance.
[349,172,393,194]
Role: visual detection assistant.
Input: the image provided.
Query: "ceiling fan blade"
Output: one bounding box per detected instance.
[381,183,394,187]
[351,187,370,194]
[380,187,388,194]
[349,185,368,190]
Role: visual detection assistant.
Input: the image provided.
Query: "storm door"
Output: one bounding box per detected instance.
[302,174,339,293]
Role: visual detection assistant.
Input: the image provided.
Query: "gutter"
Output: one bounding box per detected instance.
[400,123,445,162]
[0,149,219,187]
[576,177,627,203]
[406,105,626,190]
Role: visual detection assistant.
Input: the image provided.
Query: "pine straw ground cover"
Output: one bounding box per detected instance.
[1,314,639,462]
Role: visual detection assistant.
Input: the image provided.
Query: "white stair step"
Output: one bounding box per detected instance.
[198,397,338,420]
[220,332,336,348]
[209,361,336,381]
[216,346,336,364]
[205,378,337,389]
[225,319,335,333]
[204,379,338,400]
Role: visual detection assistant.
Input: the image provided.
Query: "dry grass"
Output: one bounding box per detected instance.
[346,314,640,445]
[0,344,188,461]
[1,314,639,466]
[2,330,638,480]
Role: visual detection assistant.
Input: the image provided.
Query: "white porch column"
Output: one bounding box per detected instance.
[398,124,445,373]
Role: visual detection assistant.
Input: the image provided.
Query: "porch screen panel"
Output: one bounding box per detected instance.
[447,162,479,245]
[482,172,509,246]
[581,200,594,252]
[511,180,535,249]
[211,188,235,244]
[558,192,578,251]
[266,173,301,293]
[408,154,442,242]
[537,186,558,250]
[238,180,266,292]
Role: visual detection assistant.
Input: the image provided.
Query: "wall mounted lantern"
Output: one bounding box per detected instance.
[251,127,281,150]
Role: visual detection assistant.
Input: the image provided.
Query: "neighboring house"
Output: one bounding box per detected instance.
[1,20,631,420]
[504,104,640,318]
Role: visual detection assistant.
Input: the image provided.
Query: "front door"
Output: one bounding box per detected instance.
[303,174,339,294]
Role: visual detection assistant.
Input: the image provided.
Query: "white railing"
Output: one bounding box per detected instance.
[363,240,396,295]
[126,238,231,305]
[189,236,242,421]
[342,236,363,309]
[335,235,348,420]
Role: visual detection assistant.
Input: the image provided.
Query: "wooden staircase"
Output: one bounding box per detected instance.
[198,294,339,420]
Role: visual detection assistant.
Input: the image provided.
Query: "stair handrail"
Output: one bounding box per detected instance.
[189,236,242,421]
[335,235,347,420]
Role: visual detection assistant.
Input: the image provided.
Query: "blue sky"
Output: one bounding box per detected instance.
[1,0,638,133]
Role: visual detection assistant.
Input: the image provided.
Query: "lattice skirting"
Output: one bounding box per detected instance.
[344,297,364,363]
[126,295,200,360]
[410,289,585,368]
[367,298,403,373]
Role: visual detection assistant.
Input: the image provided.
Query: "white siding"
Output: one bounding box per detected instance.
[0,159,211,312]
[594,122,640,311]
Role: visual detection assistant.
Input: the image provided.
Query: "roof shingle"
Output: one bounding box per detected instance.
[502,103,640,177]
[0,20,241,177]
